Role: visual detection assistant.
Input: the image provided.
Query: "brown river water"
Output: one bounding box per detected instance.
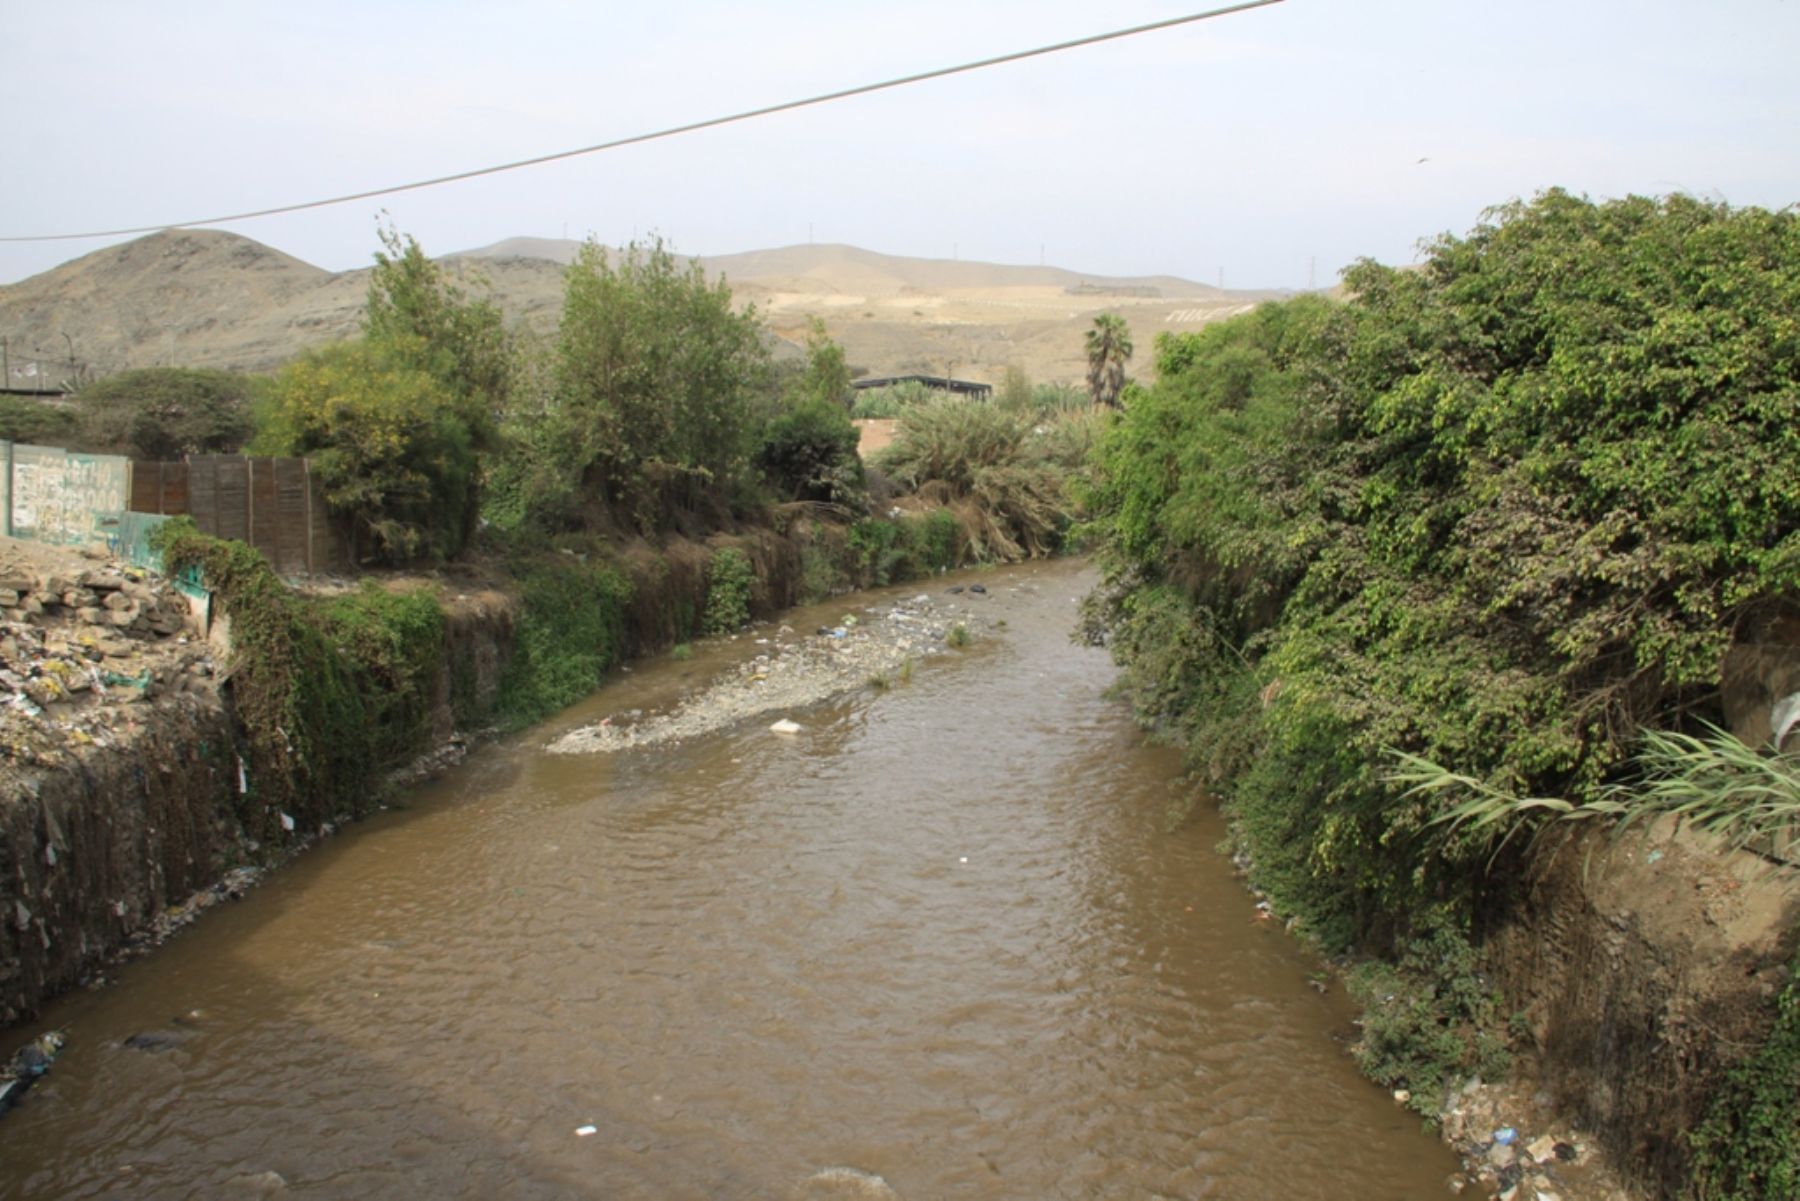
[2,559,1459,1199]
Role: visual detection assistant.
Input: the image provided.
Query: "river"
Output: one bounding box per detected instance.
[2,559,1459,1199]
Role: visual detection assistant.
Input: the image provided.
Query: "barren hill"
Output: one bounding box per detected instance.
[1,229,1283,390]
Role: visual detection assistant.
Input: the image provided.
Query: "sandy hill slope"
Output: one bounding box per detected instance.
[2,230,1285,389]
[1,230,368,379]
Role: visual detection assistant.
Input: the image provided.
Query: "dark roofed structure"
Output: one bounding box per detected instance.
[852,374,993,400]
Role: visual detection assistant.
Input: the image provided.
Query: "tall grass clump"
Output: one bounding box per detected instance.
[873,396,1094,560]
[1395,726,1800,857]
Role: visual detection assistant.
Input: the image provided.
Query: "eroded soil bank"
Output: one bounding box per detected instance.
[1481,821,1799,1197]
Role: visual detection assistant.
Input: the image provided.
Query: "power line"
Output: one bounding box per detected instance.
[0,0,1283,244]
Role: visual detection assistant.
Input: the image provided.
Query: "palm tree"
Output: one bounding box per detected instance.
[1085,314,1133,409]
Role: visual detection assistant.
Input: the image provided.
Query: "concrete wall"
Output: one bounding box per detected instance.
[1,442,131,549]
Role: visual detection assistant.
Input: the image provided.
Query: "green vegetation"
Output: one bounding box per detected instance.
[1085,190,1800,948]
[0,395,81,447]
[788,317,854,410]
[75,367,256,459]
[851,378,937,418]
[755,325,864,505]
[1084,313,1132,409]
[1395,726,1800,858]
[495,552,632,728]
[490,238,769,534]
[252,340,480,564]
[1081,191,1800,1155]
[1690,948,1800,1199]
[875,396,1094,560]
[847,511,959,585]
[150,518,442,836]
[702,547,755,634]
[996,365,1033,412]
[1347,923,1511,1120]
[363,223,511,424]
[946,622,971,649]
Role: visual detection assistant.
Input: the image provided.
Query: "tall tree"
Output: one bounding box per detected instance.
[1085,314,1133,409]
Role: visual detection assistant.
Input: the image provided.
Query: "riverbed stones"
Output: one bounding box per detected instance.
[551,592,988,755]
[788,1168,898,1200]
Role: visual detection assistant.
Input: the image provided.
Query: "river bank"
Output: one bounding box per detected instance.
[0,510,980,1026]
[1,522,1789,1199]
[0,558,1470,1199]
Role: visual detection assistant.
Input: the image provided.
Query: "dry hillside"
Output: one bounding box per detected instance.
[1,230,1286,389]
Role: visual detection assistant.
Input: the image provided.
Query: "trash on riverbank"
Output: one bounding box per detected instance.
[0,1029,65,1117]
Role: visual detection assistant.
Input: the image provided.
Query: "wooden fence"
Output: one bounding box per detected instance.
[129,456,351,576]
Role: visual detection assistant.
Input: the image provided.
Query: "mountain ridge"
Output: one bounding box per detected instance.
[1,228,1279,387]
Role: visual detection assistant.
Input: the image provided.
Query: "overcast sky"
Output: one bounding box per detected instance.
[4,0,1796,289]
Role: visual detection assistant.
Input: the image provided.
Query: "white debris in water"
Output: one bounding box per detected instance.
[574,1125,597,1137]
[770,719,802,735]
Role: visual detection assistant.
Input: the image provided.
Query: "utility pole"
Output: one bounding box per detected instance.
[1308,256,1317,291]
[1,337,8,389]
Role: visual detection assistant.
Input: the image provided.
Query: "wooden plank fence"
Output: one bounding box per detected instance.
[129,456,351,576]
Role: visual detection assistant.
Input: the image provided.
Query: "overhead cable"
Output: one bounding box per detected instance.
[0,0,1282,243]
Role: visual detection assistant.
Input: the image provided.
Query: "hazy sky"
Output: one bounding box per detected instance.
[4,0,1796,288]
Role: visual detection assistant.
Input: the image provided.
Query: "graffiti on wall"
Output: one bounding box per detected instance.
[2,442,132,549]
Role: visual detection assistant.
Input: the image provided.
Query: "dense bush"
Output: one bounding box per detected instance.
[1347,923,1512,1120]
[0,395,81,447]
[847,511,959,585]
[851,378,936,418]
[151,520,443,837]
[702,547,754,634]
[1083,190,1800,947]
[755,397,864,505]
[252,340,480,564]
[364,224,511,423]
[75,367,255,459]
[492,239,770,534]
[496,553,633,727]
[754,325,865,506]
[875,396,1093,560]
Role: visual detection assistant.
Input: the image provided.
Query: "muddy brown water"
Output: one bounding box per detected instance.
[2,559,1460,1199]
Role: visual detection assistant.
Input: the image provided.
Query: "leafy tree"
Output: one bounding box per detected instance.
[997,365,1033,413]
[1085,313,1133,409]
[75,367,255,459]
[364,222,510,421]
[252,340,478,564]
[755,324,864,505]
[0,395,82,447]
[755,399,864,505]
[502,238,769,533]
[792,317,853,410]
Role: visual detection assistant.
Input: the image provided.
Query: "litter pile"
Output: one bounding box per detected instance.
[1439,1078,1624,1200]
[0,549,219,769]
[0,1029,64,1118]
